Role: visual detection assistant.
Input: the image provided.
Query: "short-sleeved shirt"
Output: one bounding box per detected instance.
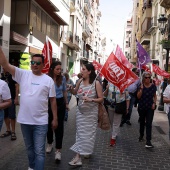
[107,83,130,103]
[13,67,56,125]
[163,85,170,113]
[55,76,66,99]
[0,79,11,103]
[1,73,17,99]
[138,84,156,110]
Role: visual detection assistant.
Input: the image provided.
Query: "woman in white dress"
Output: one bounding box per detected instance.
[68,63,103,166]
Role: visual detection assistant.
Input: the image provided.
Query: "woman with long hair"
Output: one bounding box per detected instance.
[137,72,157,148]
[68,63,103,166]
[46,61,68,162]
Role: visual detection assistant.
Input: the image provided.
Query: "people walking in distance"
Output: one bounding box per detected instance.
[137,72,157,148]
[46,61,68,162]
[163,83,170,142]
[63,72,74,121]
[75,73,82,106]
[104,83,130,146]
[120,68,140,126]
[68,63,103,166]
[0,48,58,170]
[0,79,11,132]
[0,69,19,140]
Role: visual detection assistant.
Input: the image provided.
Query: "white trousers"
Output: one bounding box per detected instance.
[108,106,122,139]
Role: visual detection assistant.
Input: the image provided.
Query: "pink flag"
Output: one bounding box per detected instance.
[100,53,138,93]
[115,45,134,69]
[42,37,53,74]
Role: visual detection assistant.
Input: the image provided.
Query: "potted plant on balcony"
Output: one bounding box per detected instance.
[158,39,170,49]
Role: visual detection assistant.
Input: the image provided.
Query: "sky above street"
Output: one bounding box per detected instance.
[99,0,133,49]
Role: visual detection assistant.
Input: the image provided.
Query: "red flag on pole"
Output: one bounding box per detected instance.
[42,37,53,74]
[152,64,170,78]
[142,65,151,73]
[100,53,138,93]
[115,45,134,69]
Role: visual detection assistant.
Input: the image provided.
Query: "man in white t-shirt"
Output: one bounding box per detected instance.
[0,79,11,131]
[0,48,58,170]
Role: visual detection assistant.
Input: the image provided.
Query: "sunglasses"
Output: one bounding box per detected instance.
[30,61,41,65]
[145,77,151,79]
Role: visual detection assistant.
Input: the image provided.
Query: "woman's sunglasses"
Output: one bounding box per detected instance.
[145,77,151,79]
[30,61,41,65]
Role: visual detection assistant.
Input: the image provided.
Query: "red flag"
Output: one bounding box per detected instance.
[92,60,103,77]
[42,37,53,74]
[101,53,138,93]
[152,64,170,78]
[142,65,151,73]
[115,45,134,69]
[92,60,102,71]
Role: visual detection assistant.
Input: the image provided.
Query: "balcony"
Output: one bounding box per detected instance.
[148,16,157,33]
[82,23,91,38]
[141,17,151,45]
[70,0,75,11]
[84,0,91,13]
[160,0,170,9]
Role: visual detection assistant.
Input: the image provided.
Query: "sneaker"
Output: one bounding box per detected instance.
[126,120,132,125]
[55,151,61,161]
[46,144,53,153]
[110,138,116,146]
[69,157,82,166]
[145,141,154,148]
[28,168,33,170]
[138,136,144,142]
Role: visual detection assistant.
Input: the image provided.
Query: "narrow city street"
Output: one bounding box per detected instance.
[0,96,170,170]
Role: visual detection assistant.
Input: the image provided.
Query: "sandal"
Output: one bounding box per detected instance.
[0,131,11,138]
[11,132,17,140]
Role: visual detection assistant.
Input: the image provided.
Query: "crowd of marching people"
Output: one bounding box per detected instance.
[0,46,170,170]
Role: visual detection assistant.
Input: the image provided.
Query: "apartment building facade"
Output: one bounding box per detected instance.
[128,0,167,69]
[0,0,102,75]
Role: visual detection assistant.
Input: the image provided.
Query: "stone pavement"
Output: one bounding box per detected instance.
[0,96,170,170]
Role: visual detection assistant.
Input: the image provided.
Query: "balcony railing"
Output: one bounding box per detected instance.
[84,0,91,13]
[61,31,73,43]
[83,23,90,37]
[148,16,157,32]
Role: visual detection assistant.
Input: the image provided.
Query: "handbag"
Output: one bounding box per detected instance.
[94,81,111,130]
[98,103,111,130]
[115,100,126,114]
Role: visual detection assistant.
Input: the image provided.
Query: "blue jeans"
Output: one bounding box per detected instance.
[65,96,72,120]
[21,124,48,170]
[0,110,4,132]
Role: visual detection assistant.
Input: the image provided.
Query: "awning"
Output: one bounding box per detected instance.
[10,31,28,45]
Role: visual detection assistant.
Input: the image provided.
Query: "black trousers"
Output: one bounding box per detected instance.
[138,108,154,141]
[47,97,66,149]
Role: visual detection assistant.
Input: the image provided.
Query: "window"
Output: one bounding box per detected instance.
[47,16,51,37]
[15,1,29,24]
[31,3,37,28]
[51,21,58,42]
[37,7,41,31]
[42,13,46,34]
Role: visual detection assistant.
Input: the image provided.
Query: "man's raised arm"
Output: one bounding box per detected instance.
[0,48,15,76]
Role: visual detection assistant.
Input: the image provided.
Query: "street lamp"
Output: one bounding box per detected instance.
[157,14,169,111]
[158,14,168,35]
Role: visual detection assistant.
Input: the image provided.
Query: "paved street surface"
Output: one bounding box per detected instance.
[0,96,170,170]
